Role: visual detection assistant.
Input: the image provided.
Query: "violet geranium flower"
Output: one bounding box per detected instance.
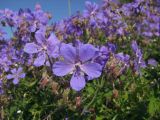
[52,42,102,91]
[7,67,25,84]
[24,28,60,67]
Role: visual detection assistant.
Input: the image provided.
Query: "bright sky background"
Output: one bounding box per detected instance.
[0,0,102,22]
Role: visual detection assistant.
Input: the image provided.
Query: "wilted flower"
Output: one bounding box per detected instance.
[106,53,130,78]
[53,42,102,91]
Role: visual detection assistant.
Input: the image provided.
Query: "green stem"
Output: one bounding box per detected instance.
[68,0,71,16]
[81,88,99,115]
[81,76,105,115]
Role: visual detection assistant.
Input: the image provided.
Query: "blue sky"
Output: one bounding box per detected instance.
[0,0,102,22]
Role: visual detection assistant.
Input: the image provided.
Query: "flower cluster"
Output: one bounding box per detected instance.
[0,0,158,93]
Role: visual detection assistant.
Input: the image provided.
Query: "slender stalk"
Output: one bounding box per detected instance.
[46,53,53,71]
[81,88,99,115]
[81,76,105,115]
[68,0,71,16]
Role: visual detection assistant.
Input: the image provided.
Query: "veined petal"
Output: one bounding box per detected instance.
[35,29,45,44]
[34,52,46,67]
[47,34,60,58]
[81,62,102,78]
[52,61,74,76]
[60,43,76,63]
[24,43,40,54]
[47,33,60,45]
[47,45,59,58]
[70,72,86,91]
[79,44,97,62]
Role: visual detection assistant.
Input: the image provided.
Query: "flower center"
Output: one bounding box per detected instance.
[75,62,81,67]
[42,45,47,50]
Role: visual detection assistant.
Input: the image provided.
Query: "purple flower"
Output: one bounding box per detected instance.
[34,9,49,25]
[0,56,12,72]
[148,59,158,67]
[94,46,110,66]
[83,1,99,18]
[115,53,130,66]
[107,42,117,53]
[52,42,102,91]
[7,67,25,84]
[24,28,60,67]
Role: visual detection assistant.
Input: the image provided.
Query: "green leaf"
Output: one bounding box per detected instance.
[148,97,160,116]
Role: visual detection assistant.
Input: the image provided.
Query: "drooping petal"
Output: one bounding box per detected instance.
[60,43,76,63]
[13,78,19,85]
[79,44,97,62]
[24,43,40,54]
[53,61,74,76]
[6,74,14,79]
[70,72,86,91]
[81,62,102,78]
[34,52,46,67]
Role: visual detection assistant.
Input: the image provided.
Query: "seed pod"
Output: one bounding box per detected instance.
[112,89,119,98]
[105,55,125,78]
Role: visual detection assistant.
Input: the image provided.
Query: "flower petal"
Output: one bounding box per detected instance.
[148,59,158,67]
[24,43,40,54]
[17,67,23,73]
[20,73,26,78]
[11,68,16,74]
[6,74,14,79]
[131,41,138,53]
[34,52,46,67]
[47,34,60,58]
[81,63,102,78]
[79,44,97,62]
[47,45,59,58]
[47,33,60,45]
[60,43,76,63]
[53,61,74,76]
[35,28,46,44]
[70,73,86,91]
[13,78,19,85]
